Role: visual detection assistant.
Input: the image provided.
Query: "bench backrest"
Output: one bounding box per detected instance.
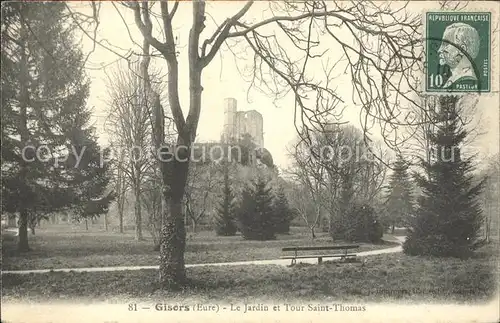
[282,245,359,252]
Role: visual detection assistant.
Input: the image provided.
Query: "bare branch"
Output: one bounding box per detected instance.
[169,1,179,20]
[65,3,132,62]
[200,1,254,68]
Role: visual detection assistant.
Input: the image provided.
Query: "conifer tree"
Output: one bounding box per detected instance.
[272,185,294,234]
[215,162,238,236]
[403,96,485,258]
[1,3,113,251]
[238,176,278,240]
[383,155,414,233]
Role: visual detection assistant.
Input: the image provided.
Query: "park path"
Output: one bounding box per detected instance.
[1,236,406,275]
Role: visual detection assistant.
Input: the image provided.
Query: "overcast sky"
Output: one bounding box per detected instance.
[74,1,499,170]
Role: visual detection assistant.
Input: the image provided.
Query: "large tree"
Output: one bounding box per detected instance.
[287,138,324,239]
[184,161,221,233]
[403,96,486,258]
[1,2,114,251]
[68,1,424,287]
[104,61,157,241]
[288,125,387,238]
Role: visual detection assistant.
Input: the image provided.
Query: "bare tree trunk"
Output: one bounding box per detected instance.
[159,194,187,288]
[192,218,197,233]
[119,211,124,233]
[310,226,316,240]
[85,219,89,231]
[104,212,109,232]
[184,206,188,231]
[135,185,143,240]
[484,212,491,243]
[116,149,126,234]
[150,185,162,250]
[8,215,17,227]
[185,200,198,234]
[119,206,124,233]
[118,197,124,233]
[29,213,36,235]
[17,8,30,252]
[135,5,199,287]
[159,155,189,289]
[18,210,30,252]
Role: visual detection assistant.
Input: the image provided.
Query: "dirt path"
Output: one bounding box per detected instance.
[1,236,406,275]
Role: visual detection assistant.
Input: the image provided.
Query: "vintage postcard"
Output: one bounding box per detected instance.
[1,1,499,323]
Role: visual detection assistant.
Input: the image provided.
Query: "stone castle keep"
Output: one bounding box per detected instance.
[221,98,264,148]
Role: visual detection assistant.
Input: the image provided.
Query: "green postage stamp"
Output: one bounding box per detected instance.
[425,11,491,94]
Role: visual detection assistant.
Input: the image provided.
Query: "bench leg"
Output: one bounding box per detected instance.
[318,257,323,264]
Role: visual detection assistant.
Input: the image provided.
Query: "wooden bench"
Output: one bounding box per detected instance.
[281,245,359,265]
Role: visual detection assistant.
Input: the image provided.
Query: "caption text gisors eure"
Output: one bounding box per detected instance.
[128,303,367,313]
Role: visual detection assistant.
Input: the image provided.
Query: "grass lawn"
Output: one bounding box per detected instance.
[1,225,398,270]
[2,243,497,304]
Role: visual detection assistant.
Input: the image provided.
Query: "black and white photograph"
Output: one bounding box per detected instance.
[1,1,499,322]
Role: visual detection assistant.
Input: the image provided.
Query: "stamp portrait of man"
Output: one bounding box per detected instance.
[437,22,480,89]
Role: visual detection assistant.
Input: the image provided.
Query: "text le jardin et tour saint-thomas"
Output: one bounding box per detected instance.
[128,303,367,313]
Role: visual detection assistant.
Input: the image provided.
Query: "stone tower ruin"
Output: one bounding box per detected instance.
[221,97,264,148]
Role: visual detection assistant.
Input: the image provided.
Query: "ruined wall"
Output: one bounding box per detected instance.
[221,97,237,143]
[221,98,264,148]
